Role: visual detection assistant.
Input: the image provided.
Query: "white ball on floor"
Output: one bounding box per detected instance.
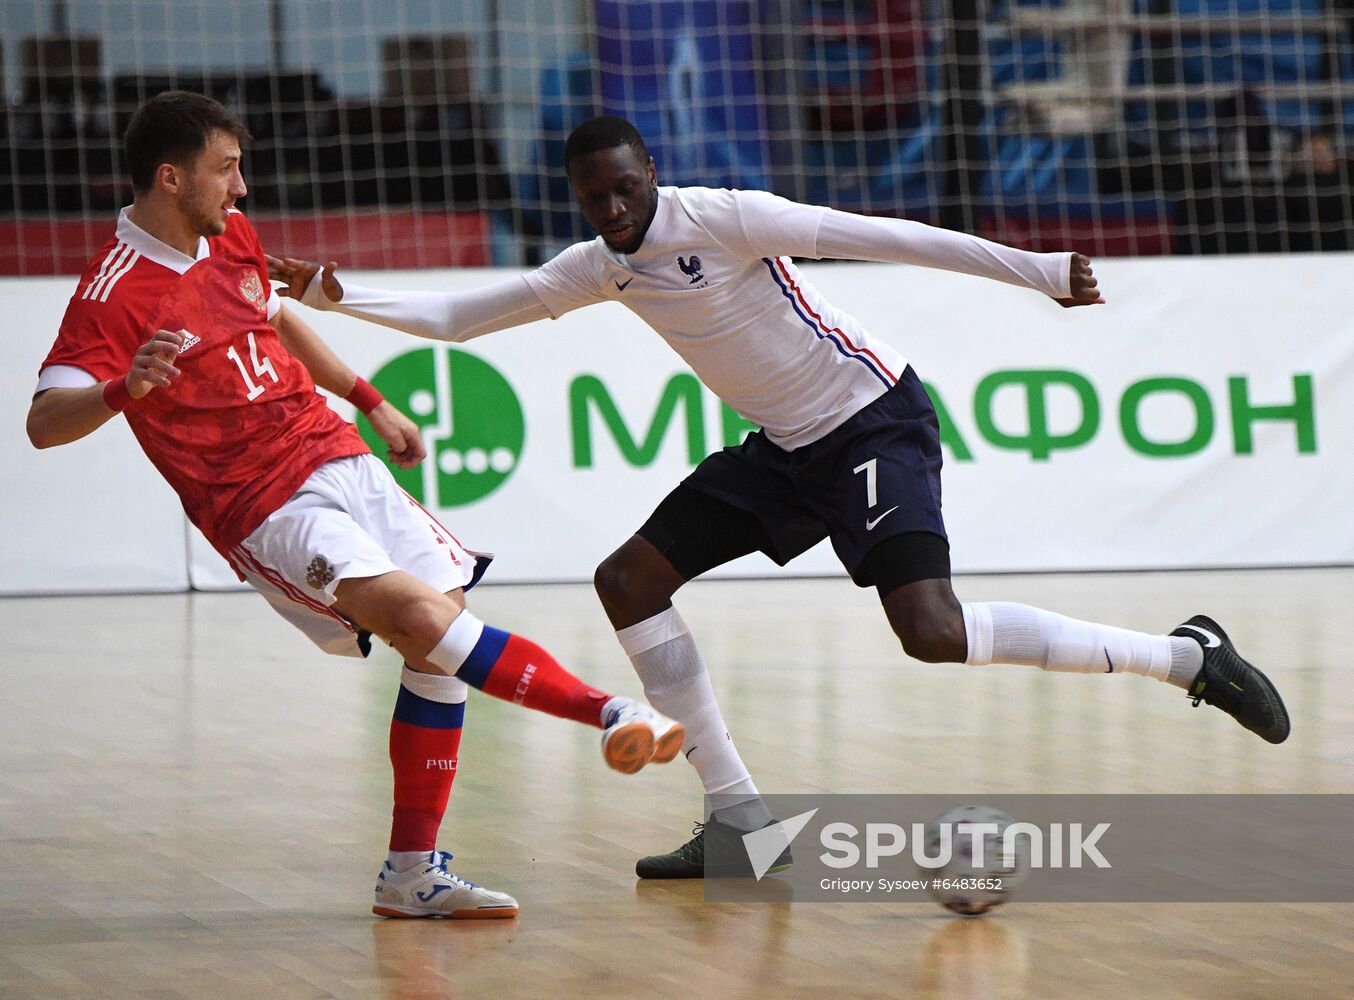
[921,804,1030,916]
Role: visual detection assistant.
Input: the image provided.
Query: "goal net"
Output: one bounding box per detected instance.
[2,0,1351,275]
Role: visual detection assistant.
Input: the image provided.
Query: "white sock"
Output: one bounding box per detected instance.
[421,611,484,675]
[616,607,771,829]
[399,663,470,703]
[961,602,1202,688]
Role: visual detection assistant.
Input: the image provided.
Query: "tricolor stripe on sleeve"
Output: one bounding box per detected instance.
[762,257,897,388]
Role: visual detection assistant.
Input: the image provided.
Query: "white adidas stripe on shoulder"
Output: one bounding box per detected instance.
[96,245,141,302]
[81,242,128,301]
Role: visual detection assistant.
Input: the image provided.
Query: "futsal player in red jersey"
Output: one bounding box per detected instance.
[26,91,682,919]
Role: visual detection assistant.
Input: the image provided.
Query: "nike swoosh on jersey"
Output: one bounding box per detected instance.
[1177,624,1222,648]
[614,276,634,291]
[865,506,899,531]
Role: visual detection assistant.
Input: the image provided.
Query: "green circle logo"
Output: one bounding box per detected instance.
[359,347,525,507]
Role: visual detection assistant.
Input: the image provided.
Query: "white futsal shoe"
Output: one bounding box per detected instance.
[601,697,685,774]
[372,851,519,919]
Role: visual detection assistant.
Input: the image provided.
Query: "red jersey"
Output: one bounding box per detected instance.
[40,209,369,554]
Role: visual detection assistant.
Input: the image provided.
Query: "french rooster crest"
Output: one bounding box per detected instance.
[677,255,704,283]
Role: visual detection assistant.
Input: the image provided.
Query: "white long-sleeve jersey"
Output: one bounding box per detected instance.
[305,186,1071,450]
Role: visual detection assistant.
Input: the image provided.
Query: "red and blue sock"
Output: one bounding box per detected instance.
[388,665,467,854]
[425,611,611,728]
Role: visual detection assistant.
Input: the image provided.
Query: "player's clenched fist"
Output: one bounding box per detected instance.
[126,328,186,398]
[366,400,428,470]
[1056,252,1105,308]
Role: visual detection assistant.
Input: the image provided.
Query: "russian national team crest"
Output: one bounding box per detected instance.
[305,555,336,590]
[239,271,266,310]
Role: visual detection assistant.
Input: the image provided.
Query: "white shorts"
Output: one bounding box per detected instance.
[227,454,488,658]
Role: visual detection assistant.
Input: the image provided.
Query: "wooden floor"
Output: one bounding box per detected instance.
[1,569,1351,999]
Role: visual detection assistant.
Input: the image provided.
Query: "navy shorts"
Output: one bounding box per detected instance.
[643,365,948,588]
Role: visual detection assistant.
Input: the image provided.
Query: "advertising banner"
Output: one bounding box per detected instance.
[4,252,1352,593]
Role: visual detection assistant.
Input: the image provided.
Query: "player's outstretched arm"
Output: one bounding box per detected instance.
[730,189,1104,305]
[266,254,551,343]
[27,329,184,448]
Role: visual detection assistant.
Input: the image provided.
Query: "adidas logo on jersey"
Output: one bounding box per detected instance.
[177,333,202,354]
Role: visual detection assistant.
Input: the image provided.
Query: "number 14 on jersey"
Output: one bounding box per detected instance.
[226,331,278,400]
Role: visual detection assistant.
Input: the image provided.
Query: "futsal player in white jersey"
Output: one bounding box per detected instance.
[269,115,1290,879]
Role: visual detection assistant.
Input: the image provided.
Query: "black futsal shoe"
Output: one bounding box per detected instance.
[635,817,793,879]
[1171,614,1291,744]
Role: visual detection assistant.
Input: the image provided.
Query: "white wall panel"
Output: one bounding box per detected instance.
[5,254,1351,595]
[3,278,188,594]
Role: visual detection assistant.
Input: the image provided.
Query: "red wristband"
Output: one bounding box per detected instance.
[102,377,134,412]
[345,376,384,415]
